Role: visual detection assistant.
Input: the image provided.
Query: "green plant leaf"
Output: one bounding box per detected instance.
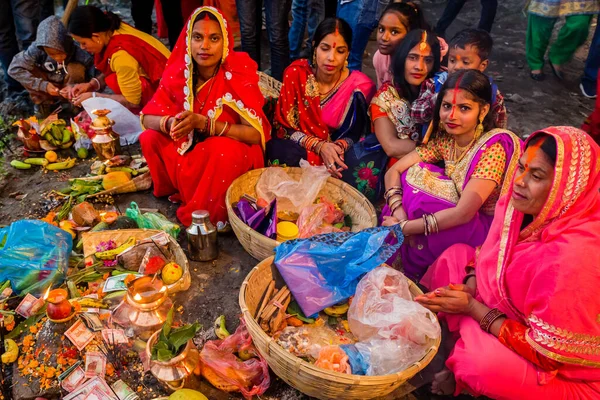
[161,306,174,340]
[157,348,175,362]
[169,322,201,353]
[287,301,315,323]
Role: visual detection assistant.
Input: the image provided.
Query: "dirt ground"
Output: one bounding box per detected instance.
[0,0,595,399]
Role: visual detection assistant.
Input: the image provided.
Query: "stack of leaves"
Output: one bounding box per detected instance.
[151,307,201,362]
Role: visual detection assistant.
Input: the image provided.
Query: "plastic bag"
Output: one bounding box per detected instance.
[125,202,180,239]
[274,225,403,316]
[355,338,425,376]
[348,267,440,345]
[274,324,351,359]
[200,319,270,399]
[340,344,368,375]
[0,220,72,296]
[234,198,277,239]
[256,159,330,214]
[297,197,345,238]
[81,97,143,146]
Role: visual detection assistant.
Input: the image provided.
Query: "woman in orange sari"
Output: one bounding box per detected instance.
[139,6,270,227]
[417,126,600,399]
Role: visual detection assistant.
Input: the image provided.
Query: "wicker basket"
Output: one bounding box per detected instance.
[257,71,282,99]
[225,167,378,261]
[82,229,191,293]
[87,172,152,198]
[239,257,440,400]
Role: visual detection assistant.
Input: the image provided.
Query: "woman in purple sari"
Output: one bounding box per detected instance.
[382,69,521,281]
[267,18,385,201]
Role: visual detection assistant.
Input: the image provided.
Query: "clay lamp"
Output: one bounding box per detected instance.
[112,276,171,340]
[44,288,75,323]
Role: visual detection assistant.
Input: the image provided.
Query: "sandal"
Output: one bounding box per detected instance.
[530,72,545,81]
[549,62,563,80]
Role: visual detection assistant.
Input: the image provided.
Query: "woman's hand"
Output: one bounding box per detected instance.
[72,92,93,106]
[320,142,347,178]
[382,215,399,227]
[170,111,205,141]
[71,82,93,97]
[59,85,74,99]
[392,205,408,222]
[414,283,476,314]
[46,83,60,97]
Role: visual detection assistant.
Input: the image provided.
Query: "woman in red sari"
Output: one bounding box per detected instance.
[67,5,170,111]
[139,6,270,227]
[417,127,600,399]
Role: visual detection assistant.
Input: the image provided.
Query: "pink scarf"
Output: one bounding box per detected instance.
[476,126,600,378]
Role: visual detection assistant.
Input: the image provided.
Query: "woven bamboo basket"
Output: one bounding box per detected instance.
[82,229,191,293]
[239,257,440,400]
[257,71,282,99]
[225,167,378,261]
[87,172,152,198]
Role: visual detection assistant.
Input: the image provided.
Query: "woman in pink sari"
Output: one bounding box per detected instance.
[417,126,600,399]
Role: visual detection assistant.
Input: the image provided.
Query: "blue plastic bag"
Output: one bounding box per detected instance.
[273,225,403,316]
[0,220,72,296]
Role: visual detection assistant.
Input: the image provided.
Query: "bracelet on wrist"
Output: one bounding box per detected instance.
[479,308,506,333]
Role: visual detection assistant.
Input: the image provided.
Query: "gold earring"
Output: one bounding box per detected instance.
[312,52,317,67]
[344,59,349,69]
[475,120,484,138]
[438,121,445,132]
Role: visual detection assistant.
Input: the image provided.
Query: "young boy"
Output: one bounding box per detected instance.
[410,28,507,131]
[8,16,95,115]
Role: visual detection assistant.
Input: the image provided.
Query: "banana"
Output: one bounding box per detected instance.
[1,339,18,363]
[46,158,76,170]
[10,160,32,169]
[51,124,63,141]
[24,158,48,166]
[95,236,136,260]
[61,128,71,144]
[74,298,109,309]
[213,315,230,340]
[106,166,137,176]
[323,302,349,317]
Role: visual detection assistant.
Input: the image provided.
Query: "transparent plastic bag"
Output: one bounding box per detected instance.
[125,202,180,239]
[0,220,72,295]
[256,159,330,214]
[273,324,350,359]
[297,197,345,238]
[355,338,424,376]
[348,267,440,345]
[200,319,270,399]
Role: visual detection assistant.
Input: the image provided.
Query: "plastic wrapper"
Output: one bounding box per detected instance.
[125,202,180,239]
[200,319,270,399]
[274,225,403,316]
[348,267,440,345]
[138,247,167,275]
[118,242,170,271]
[273,324,352,359]
[256,159,330,214]
[297,197,345,238]
[314,345,351,374]
[234,198,277,239]
[0,220,72,295]
[355,338,425,376]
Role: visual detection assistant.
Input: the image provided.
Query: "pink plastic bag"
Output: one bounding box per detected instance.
[200,319,270,399]
[297,197,345,238]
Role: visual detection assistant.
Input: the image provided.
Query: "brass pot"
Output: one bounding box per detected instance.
[146,329,201,391]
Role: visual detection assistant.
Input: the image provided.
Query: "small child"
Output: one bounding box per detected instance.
[8,16,95,114]
[410,28,507,130]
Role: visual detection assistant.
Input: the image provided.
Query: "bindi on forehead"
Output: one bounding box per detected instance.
[449,74,463,118]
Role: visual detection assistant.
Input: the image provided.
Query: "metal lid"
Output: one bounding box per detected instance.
[191,210,210,223]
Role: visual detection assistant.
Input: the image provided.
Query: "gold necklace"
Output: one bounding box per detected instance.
[318,70,344,99]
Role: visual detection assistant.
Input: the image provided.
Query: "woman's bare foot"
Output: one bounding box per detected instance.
[431,368,456,396]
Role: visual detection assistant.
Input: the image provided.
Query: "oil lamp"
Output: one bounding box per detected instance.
[44,288,75,323]
[90,109,121,160]
[112,276,171,340]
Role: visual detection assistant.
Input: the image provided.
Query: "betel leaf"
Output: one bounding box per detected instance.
[157,348,175,362]
[287,301,315,324]
[162,307,174,339]
[169,322,201,352]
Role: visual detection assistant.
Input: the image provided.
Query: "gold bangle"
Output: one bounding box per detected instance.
[209,117,216,136]
[217,121,228,136]
[159,115,170,134]
[139,113,146,130]
[399,219,409,233]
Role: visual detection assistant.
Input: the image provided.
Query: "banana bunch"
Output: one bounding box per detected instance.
[41,120,74,149]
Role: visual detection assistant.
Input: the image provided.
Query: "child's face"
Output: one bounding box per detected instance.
[377,12,408,56]
[447,45,488,74]
[43,47,67,63]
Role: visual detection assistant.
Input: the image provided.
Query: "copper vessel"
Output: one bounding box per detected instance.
[146,329,201,391]
[91,109,121,160]
[112,277,172,340]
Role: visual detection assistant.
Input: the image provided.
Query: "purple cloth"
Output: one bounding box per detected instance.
[383,132,518,281]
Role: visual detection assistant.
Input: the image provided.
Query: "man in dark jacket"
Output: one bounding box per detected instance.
[8,16,95,109]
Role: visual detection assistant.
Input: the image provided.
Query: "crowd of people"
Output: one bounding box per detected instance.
[2,1,600,399]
